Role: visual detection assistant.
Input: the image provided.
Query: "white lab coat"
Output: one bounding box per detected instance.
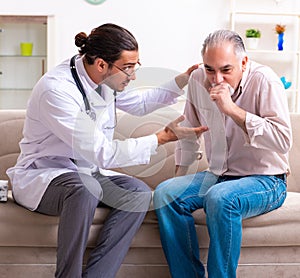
[7,56,184,210]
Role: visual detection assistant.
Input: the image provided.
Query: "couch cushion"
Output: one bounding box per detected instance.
[0,110,26,189]
[113,108,208,189]
[286,114,300,192]
[192,192,300,247]
[1,192,300,250]
[0,195,110,248]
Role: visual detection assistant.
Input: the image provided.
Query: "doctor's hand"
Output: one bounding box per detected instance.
[156,115,208,146]
[175,64,200,89]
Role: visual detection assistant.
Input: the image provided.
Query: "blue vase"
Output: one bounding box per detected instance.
[278,33,284,51]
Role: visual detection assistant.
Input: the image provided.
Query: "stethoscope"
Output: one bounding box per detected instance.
[70,55,117,128]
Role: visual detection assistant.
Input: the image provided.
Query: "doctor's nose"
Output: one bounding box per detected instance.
[129,72,137,81]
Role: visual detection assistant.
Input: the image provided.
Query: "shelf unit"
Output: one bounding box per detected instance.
[0,16,47,109]
[229,0,300,113]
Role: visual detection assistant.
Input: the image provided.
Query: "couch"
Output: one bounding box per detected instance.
[0,107,300,278]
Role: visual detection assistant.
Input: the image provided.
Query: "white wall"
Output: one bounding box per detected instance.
[0,0,230,72]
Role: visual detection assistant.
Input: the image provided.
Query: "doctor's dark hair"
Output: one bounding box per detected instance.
[75,23,138,65]
[201,29,246,60]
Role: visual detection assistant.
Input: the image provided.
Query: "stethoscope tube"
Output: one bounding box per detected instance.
[70,55,117,127]
[70,55,92,114]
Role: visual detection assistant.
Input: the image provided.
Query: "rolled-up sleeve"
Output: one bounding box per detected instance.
[245,112,292,154]
[244,77,292,154]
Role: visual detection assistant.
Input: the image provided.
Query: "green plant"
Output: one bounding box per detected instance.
[245,29,261,38]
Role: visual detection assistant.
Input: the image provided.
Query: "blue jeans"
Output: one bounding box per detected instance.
[153,171,287,278]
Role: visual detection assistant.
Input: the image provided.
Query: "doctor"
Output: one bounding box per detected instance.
[7,23,206,278]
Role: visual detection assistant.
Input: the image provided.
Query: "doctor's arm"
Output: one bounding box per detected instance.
[156,115,208,146]
[174,64,200,89]
[116,64,200,116]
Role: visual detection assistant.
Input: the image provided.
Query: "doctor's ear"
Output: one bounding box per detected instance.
[96,58,106,71]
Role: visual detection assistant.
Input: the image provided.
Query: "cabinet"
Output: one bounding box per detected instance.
[0,16,47,109]
[229,0,300,112]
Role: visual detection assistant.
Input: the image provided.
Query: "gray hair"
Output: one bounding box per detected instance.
[201,30,246,59]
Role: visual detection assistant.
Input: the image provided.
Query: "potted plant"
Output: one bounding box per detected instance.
[245,28,261,50]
